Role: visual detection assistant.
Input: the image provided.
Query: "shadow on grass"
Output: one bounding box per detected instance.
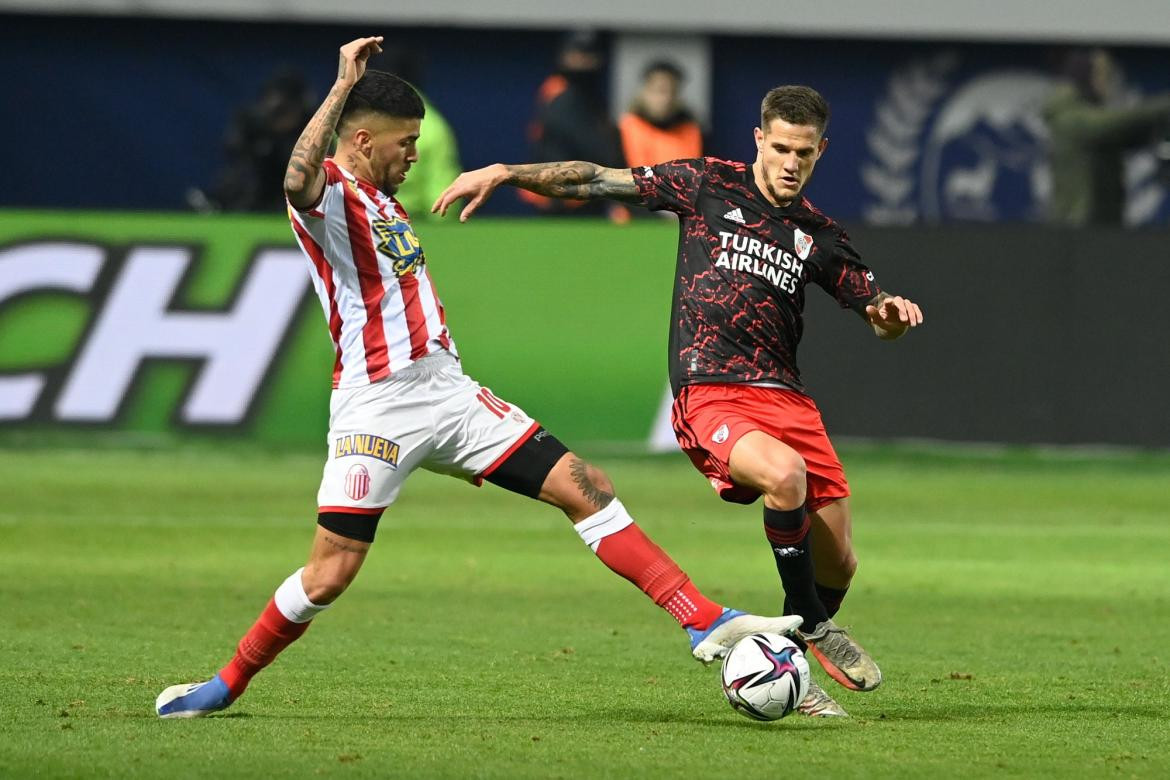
[189,706,839,730]
[114,700,1169,726]
[111,710,255,721]
[579,706,839,730]
[184,700,1169,728]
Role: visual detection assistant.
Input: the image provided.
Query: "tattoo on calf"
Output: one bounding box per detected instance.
[569,457,615,510]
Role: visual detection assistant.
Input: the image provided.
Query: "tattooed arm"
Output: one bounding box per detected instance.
[283,36,383,210]
[432,161,638,222]
[501,162,639,201]
[864,291,924,340]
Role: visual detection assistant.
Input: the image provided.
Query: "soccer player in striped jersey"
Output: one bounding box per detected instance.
[435,86,924,717]
[155,37,803,719]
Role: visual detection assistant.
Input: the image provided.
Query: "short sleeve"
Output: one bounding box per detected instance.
[810,228,881,313]
[289,160,345,219]
[631,158,708,216]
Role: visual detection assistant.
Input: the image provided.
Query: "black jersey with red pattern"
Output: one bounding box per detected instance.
[632,157,880,395]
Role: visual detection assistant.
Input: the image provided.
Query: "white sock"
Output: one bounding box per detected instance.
[572,499,634,552]
[273,567,330,624]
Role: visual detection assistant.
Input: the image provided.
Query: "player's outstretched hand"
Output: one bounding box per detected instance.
[865,294,923,339]
[432,164,509,222]
[337,36,384,88]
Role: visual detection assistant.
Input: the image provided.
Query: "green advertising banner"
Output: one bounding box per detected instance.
[0,210,678,449]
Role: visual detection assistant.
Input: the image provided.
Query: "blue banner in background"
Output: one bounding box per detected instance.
[3,13,1168,223]
[708,37,1170,226]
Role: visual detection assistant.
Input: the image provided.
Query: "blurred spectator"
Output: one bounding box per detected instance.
[1043,48,1170,226]
[192,69,316,212]
[619,60,703,167]
[380,47,462,221]
[525,31,626,218]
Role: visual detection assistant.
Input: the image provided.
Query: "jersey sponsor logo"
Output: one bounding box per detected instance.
[793,228,814,260]
[722,207,746,225]
[715,231,803,294]
[371,216,424,277]
[712,423,730,444]
[334,433,401,467]
[345,464,371,501]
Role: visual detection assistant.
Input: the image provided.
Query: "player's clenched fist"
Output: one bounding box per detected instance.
[336,36,384,88]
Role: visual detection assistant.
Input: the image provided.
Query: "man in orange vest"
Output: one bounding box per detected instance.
[620,61,704,167]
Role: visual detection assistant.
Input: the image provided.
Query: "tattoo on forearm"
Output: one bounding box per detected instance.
[569,457,615,510]
[504,162,640,203]
[284,84,350,196]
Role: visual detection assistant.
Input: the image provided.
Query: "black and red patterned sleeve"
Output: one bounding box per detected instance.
[810,227,881,313]
[630,158,707,215]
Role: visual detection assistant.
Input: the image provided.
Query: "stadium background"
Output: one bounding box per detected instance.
[2,4,1169,778]
[2,2,1169,448]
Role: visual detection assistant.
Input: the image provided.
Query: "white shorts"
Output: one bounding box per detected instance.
[317,351,538,513]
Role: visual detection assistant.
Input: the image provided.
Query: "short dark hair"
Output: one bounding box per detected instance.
[339,69,425,125]
[760,86,830,136]
[642,60,684,82]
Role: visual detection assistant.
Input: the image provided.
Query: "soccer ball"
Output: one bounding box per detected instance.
[720,632,810,721]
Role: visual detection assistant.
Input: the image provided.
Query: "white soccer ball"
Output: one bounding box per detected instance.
[720,632,810,721]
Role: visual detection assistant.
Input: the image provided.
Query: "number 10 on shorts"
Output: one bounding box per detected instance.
[476,388,512,419]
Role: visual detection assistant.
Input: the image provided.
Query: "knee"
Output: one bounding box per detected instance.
[759,454,807,506]
[837,551,858,583]
[818,548,857,587]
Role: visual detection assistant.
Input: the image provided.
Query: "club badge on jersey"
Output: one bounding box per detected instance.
[371,215,424,277]
[793,228,814,260]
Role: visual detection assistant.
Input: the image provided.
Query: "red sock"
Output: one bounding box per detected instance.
[218,598,311,699]
[594,523,724,630]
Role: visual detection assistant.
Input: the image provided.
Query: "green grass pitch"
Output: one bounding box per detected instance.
[1,442,1168,778]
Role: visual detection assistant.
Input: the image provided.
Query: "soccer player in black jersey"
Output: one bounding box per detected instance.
[435,86,923,717]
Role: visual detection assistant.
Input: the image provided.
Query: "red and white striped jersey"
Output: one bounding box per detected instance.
[288,159,456,388]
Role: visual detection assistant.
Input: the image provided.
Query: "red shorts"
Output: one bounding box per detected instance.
[671,383,850,510]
